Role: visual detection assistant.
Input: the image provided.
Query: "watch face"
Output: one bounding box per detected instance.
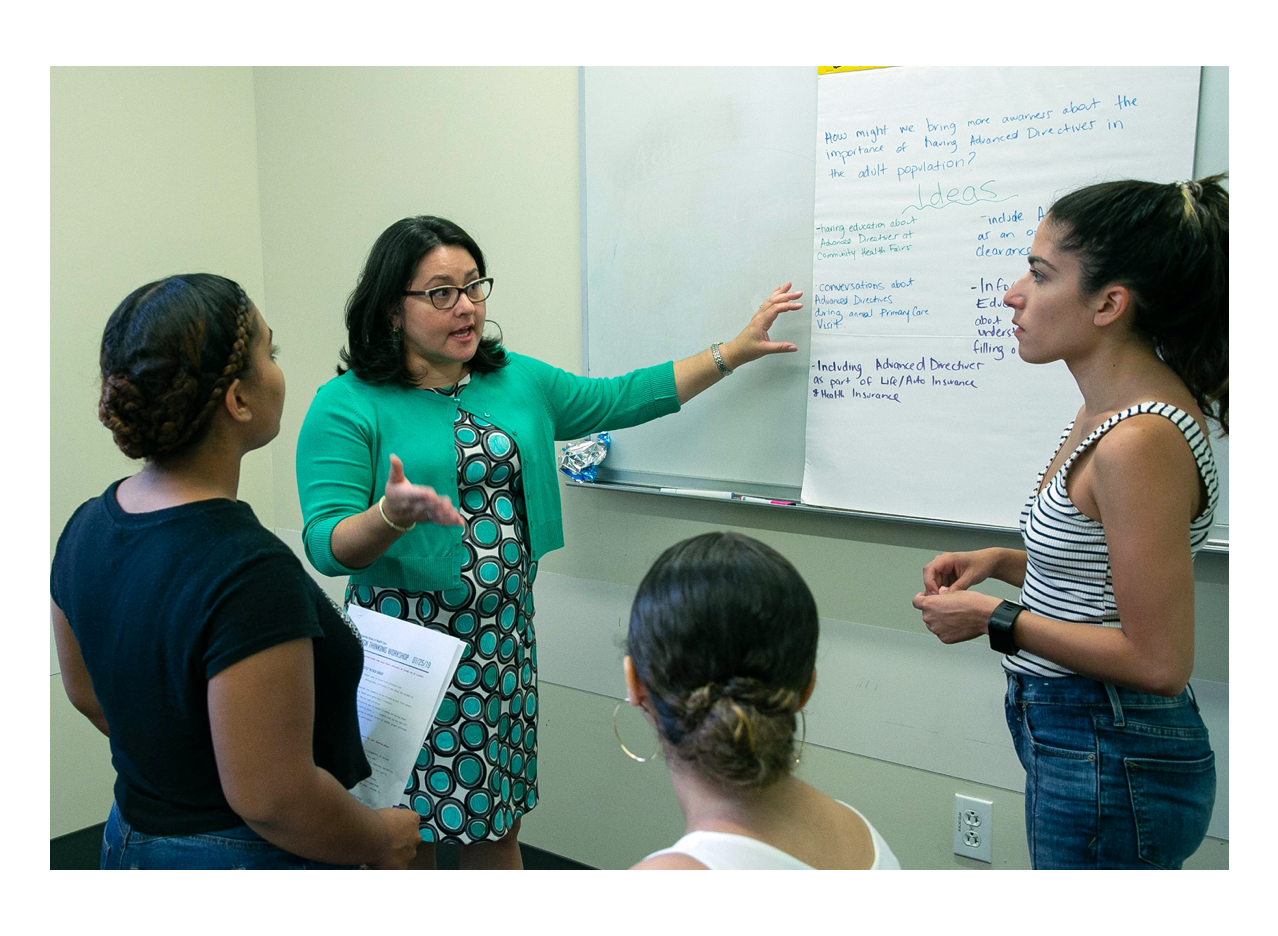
[989,601,1021,654]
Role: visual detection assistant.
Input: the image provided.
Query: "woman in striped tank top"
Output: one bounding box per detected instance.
[912,175,1228,869]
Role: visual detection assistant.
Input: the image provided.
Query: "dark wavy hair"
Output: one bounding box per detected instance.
[627,533,820,790]
[338,215,508,385]
[97,274,255,461]
[1048,173,1228,434]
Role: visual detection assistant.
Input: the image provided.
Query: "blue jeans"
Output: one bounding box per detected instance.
[1005,673,1215,869]
[100,801,354,869]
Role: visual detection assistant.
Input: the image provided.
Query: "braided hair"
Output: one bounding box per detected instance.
[628,533,819,790]
[1047,173,1229,434]
[98,274,255,460]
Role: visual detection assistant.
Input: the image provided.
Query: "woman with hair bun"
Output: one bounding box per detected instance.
[51,274,421,869]
[913,175,1228,869]
[623,532,899,870]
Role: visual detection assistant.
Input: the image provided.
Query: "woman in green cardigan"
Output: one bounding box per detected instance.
[296,215,801,869]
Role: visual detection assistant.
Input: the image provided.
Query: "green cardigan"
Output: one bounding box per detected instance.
[296,352,680,591]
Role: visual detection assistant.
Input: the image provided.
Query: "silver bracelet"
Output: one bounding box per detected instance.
[710,342,733,376]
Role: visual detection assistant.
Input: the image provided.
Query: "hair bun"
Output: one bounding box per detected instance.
[648,677,803,789]
[98,374,154,459]
[683,678,798,720]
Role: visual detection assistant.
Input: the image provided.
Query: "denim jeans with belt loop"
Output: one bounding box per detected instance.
[1005,673,1215,869]
[100,801,355,869]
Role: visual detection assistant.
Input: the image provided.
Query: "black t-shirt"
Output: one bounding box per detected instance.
[51,481,370,836]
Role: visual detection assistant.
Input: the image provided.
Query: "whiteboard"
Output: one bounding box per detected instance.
[580,66,1228,542]
[582,67,817,491]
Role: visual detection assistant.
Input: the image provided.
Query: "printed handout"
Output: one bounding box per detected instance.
[346,605,464,811]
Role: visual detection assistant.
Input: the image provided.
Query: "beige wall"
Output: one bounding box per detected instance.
[50,66,269,835]
[51,67,272,543]
[50,67,1227,868]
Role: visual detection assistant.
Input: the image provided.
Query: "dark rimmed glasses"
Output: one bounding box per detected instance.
[403,277,494,310]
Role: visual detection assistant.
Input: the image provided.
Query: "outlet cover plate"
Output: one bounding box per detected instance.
[954,794,993,863]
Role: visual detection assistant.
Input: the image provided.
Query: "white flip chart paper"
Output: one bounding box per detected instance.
[803,66,1200,527]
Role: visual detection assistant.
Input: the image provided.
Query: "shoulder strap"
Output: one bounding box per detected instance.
[1058,402,1218,502]
[1062,402,1180,470]
[1035,419,1077,487]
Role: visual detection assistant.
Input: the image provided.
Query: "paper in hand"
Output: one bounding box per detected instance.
[346,605,464,811]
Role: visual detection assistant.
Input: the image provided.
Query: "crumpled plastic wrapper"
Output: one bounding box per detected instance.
[558,432,610,482]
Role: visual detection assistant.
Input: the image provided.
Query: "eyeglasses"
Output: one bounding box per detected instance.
[403,277,494,311]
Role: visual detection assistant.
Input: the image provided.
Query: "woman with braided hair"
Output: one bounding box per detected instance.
[51,274,421,869]
[912,175,1228,868]
[623,532,899,870]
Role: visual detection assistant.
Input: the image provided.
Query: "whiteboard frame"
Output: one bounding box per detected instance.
[565,476,1228,554]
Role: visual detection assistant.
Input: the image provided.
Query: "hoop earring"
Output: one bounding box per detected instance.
[794,709,807,768]
[613,701,660,763]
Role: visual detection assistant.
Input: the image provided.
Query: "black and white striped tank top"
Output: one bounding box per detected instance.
[1004,402,1220,678]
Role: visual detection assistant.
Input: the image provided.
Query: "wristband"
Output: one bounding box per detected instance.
[710,342,733,376]
[378,495,416,533]
[987,600,1023,655]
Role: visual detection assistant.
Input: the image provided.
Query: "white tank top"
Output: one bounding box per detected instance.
[643,801,901,870]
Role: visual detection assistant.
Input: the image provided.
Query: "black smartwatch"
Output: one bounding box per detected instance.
[987,600,1023,655]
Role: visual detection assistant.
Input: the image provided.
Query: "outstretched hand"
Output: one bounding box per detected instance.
[721,283,803,369]
[381,454,464,529]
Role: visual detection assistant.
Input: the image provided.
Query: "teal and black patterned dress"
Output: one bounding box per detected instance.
[347,378,538,845]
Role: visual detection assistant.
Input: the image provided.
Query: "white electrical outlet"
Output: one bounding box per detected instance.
[954,794,993,863]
